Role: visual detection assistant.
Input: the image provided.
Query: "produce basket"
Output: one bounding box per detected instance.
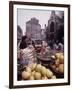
[49,63,64,78]
[36,51,54,68]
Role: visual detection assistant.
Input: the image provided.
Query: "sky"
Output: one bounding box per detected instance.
[17,9,63,35]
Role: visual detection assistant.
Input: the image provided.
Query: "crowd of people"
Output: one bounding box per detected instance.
[17,35,64,80]
[17,35,64,63]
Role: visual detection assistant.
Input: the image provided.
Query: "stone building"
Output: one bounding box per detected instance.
[17,25,23,46]
[26,18,41,42]
[41,24,46,41]
[46,11,64,43]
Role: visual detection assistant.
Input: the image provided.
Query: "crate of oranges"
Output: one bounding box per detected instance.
[49,52,64,78]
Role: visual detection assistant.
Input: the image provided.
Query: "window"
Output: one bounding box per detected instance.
[50,22,54,32]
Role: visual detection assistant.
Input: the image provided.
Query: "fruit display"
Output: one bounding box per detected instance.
[51,75,56,79]
[58,64,64,74]
[21,63,56,80]
[46,69,53,78]
[22,71,31,80]
[50,52,64,78]
[34,72,41,80]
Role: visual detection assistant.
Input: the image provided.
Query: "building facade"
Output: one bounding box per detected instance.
[17,25,23,45]
[41,24,47,41]
[46,11,64,43]
[26,18,41,42]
